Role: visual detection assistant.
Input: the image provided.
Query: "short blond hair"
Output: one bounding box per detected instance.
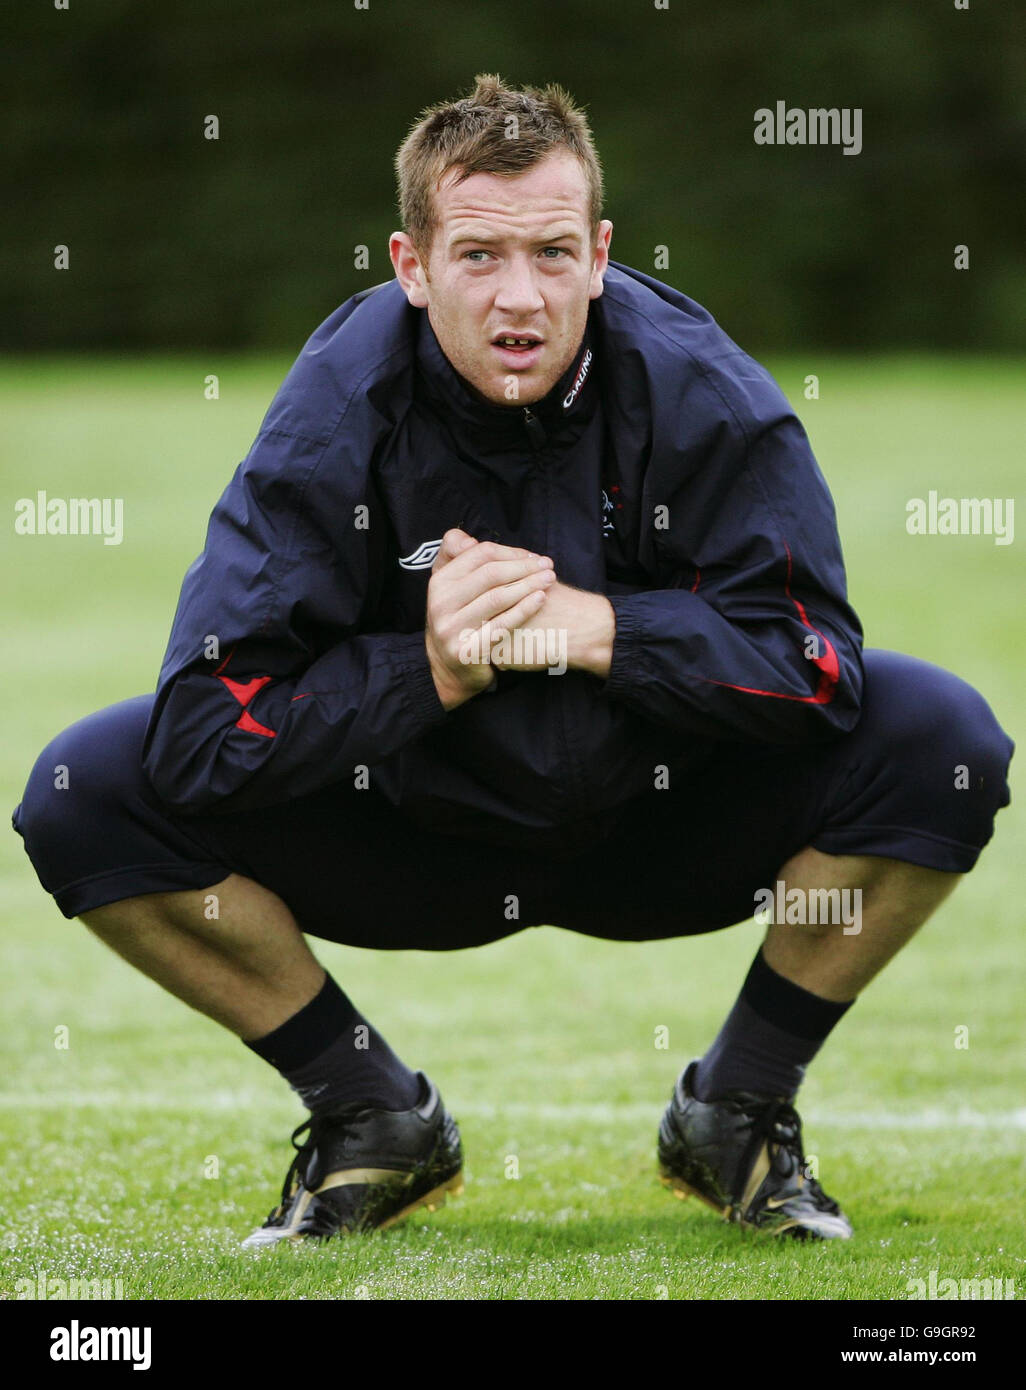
[394,72,604,261]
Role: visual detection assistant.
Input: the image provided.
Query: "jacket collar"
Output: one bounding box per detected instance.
[414,308,598,456]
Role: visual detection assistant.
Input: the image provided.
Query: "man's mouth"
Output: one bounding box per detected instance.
[491,334,544,364]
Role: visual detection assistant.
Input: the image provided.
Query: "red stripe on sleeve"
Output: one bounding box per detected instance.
[235,708,276,738]
[218,673,277,737]
[218,674,272,707]
[694,541,840,706]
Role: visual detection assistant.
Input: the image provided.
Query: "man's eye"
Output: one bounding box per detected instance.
[541,247,570,258]
[463,250,490,262]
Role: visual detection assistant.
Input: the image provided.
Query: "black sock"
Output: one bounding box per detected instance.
[243,974,422,1114]
[692,949,854,1102]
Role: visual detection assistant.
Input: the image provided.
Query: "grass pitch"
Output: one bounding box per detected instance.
[1,353,1023,1300]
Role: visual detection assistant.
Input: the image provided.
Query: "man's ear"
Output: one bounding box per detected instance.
[389,232,430,308]
[588,219,614,300]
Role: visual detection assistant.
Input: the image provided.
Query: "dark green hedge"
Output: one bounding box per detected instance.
[5,0,1024,351]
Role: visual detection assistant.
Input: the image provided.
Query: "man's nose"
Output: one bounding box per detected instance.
[493,256,546,316]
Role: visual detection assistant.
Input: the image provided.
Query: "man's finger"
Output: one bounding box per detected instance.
[431,528,478,574]
[439,537,550,589]
[488,586,549,641]
[447,555,554,612]
[458,568,555,629]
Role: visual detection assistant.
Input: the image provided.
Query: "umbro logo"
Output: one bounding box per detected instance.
[398,538,443,570]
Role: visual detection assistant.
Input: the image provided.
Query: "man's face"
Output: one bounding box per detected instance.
[390,151,612,406]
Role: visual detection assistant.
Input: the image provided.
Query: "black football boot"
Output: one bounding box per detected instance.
[657,1060,852,1239]
[243,1071,463,1247]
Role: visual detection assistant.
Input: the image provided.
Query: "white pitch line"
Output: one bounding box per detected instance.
[459,1104,1026,1131]
[0,1093,1024,1130]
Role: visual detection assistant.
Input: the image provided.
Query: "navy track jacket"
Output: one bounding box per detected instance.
[143,262,865,853]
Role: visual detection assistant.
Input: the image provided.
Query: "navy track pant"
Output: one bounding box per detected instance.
[11,650,1014,950]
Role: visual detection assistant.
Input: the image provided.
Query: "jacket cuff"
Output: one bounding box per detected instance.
[396,631,449,728]
[601,593,647,700]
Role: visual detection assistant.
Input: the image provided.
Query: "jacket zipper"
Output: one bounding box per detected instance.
[522,407,547,451]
